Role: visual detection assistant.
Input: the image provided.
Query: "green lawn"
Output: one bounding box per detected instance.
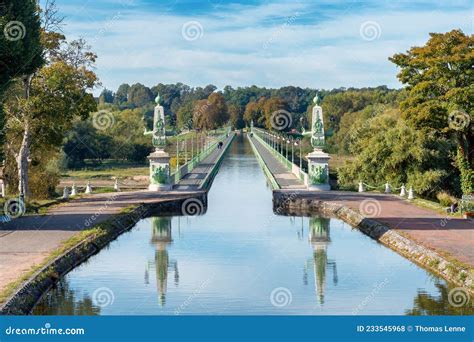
[62,162,148,179]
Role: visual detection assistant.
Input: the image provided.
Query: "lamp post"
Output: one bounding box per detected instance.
[299,139,302,170]
[291,138,295,164]
[191,133,194,160]
[184,135,188,164]
[176,137,180,170]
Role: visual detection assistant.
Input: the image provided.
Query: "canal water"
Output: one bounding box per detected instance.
[33,135,468,315]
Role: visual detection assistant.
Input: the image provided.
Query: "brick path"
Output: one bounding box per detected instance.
[278,190,474,268]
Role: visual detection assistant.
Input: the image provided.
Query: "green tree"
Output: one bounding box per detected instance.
[390,29,473,194]
[114,83,130,105]
[176,100,194,130]
[338,110,453,196]
[127,83,153,107]
[99,88,114,104]
[0,0,44,162]
[5,37,98,198]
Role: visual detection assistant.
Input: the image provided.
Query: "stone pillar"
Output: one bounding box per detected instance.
[307,96,330,191]
[0,180,4,198]
[146,95,171,191]
[63,186,69,199]
[71,183,77,196]
[148,150,172,191]
[307,150,331,191]
[400,184,406,197]
[85,181,92,194]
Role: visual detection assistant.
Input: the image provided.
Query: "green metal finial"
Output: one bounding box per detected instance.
[155,94,161,105]
[313,95,320,105]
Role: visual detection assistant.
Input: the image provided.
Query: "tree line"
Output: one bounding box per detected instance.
[1,1,470,203]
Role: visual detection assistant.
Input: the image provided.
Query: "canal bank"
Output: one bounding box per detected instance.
[30,135,472,315]
[274,191,474,293]
[247,132,473,293]
[0,135,235,315]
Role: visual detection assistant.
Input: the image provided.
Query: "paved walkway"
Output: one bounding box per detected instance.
[249,135,306,189]
[0,136,234,295]
[0,190,203,294]
[174,134,234,191]
[278,190,474,268]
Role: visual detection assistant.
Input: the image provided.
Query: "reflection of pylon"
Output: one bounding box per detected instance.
[147,217,180,306]
[308,217,338,305]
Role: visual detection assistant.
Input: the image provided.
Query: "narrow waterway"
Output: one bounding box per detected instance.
[33,135,467,315]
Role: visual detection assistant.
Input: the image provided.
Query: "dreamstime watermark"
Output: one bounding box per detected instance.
[359,198,382,218]
[92,287,115,308]
[263,12,299,49]
[4,323,85,336]
[90,12,123,45]
[448,110,470,131]
[181,21,204,41]
[352,277,390,314]
[270,287,292,307]
[84,193,118,227]
[270,110,292,131]
[3,198,25,219]
[174,275,214,315]
[181,198,205,216]
[448,287,471,308]
[359,21,381,41]
[92,110,115,131]
[3,21,26,41]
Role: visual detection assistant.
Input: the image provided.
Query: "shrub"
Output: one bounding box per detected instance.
[436,192,457,207]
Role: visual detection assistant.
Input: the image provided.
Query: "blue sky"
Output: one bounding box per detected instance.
[51,0,472,94]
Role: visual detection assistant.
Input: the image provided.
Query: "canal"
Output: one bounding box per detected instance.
[33,135,468,315]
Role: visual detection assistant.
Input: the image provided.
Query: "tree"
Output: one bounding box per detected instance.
[0,0,44,91]
[192,93,228,130]
[114,83,130,105]
[176,100,194,130]
[127,83,153,107]
[228,104,244,129]
[338,110,454,197]
[63,120,111,168]
[0,0,44,161]
[390,29,473,194]
[5,36,98,198]
[244,97,266,127]
[99,88,114,104]
[263,97,289,130]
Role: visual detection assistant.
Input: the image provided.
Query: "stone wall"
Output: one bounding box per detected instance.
[0,193,207,315]
[273,192,474,292]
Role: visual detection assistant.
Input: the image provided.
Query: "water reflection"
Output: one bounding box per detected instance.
[304,217,338,305]
[33,280,100,315]
[31,136,473,315]
[407,282,474,315]
[145,217,179,306]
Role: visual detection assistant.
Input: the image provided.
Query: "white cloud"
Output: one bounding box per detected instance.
[58,1,471,93]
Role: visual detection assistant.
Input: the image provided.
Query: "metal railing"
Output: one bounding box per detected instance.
[171,127,232,185]
[252,127,308,185]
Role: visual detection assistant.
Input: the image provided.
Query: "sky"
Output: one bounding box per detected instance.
[51,0,472,94]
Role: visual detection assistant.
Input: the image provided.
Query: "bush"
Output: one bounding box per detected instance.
[436,192,457,207]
